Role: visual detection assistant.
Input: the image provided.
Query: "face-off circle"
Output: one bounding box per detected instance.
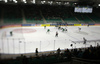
[13,28,36,33]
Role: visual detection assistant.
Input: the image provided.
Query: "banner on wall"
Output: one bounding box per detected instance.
[89,24,95,25]
[22,24,34,26]
[50,24,57,26]
[22,24,41,26]
[74,24,81,26]
[41,24,50,26]
[67,24,74,26]
[2,24,21,28]
[1,23,99,29]
[82,24,88,26]
[95,24,100,26]
[50,24,66,26]
[83,24,94,26]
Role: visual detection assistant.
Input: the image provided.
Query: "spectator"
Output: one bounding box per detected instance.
[57,48,61,56]
[77,49,83,58]
[35,48,38,57]
[64,49,72,60]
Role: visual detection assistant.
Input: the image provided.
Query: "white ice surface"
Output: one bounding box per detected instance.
[0,26,100,54]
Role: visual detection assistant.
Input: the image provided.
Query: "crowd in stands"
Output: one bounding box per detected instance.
[0,4,100,24]
[40,5,72,23]
[23,5,43,23]
[72,45,100,60]
[3,5,22,24]
[0,44,100,64]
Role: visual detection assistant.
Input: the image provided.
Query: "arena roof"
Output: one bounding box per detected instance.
[0,0,100,7]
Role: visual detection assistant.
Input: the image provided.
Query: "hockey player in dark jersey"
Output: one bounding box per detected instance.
[78,27,81,32]
[83,37,87,44]
[10,31,13,36]
[44,26,46,29]
[55,31,58,37]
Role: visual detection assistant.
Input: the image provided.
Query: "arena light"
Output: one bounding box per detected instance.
[24,1,27,3]
[13,0,17,3]
[14,1,17,3]
[48,1,53,5]
[98,4,100,6]
[23,0,27,3]
[74,3,77,4]
[64,2,67,5]
[67,2,69,4]
[41,1,45,4]
[43,1,45,3]
[56,2,61,5]
[4,0,7,3]
[32,0,35,3]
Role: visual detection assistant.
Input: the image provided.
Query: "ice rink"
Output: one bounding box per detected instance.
[0,26,100,54]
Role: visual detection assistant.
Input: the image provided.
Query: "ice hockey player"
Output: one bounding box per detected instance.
[65,28,67,32]
[62,28,65,32]
[87,24,89,27]
[44,26,46,29]
[83,37,87,44]
[55,31,58,37]
[10,31,13,36]
[58,26,61,30]
[78,27,81,32]
[55,25,58,27]
[47,29,50,33]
